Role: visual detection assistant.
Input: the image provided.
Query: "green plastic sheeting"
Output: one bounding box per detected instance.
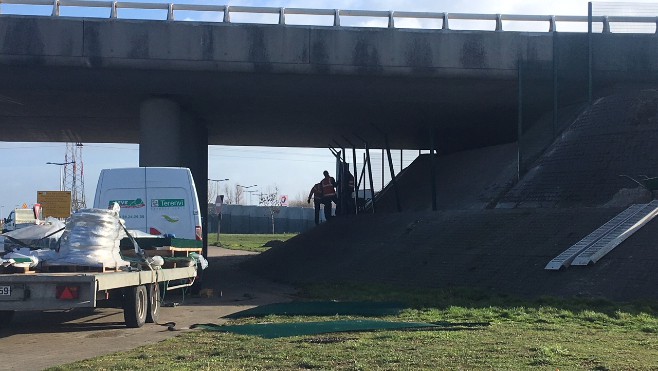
[225,301,404,319]
[192,320,442,339]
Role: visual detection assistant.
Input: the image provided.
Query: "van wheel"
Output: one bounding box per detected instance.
[146,283,160,323]
[123,285,147,328]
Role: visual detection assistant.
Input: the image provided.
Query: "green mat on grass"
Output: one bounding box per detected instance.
[191,320,443,338]
[225,301,404,319]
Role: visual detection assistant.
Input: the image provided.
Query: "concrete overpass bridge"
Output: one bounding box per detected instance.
[3,1,658,152]
[2,1,658,249]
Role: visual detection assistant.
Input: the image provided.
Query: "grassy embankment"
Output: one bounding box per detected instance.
[50,283,658,370]
[209,233,296,253]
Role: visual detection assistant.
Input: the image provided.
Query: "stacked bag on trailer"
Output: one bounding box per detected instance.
[49,204,129,268]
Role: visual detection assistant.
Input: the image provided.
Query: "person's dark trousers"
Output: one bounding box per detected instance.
[313,199,322,225]
[322,196,336,221]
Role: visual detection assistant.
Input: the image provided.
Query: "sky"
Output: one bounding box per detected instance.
[0,0,655,215]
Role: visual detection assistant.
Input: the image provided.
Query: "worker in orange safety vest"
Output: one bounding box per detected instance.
[341,169,355,215]
[307,182,323,225]
[320,170,337,220]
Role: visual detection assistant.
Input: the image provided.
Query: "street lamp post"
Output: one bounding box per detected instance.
[208,178,229,243]
[208,178,229,202]
[246,190,259,205]
[237,184,257,205]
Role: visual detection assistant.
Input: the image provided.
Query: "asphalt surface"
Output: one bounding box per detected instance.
[0,247,296,370]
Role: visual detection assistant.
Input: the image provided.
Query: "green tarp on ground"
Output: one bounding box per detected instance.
[224,301,404,319]
[191,320,442,339]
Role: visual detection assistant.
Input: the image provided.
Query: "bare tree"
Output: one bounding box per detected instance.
[289,191,312,208]
[207,180,216,206]
[223,183,235,205]
[259,185,281,234]
[234,184,244,205]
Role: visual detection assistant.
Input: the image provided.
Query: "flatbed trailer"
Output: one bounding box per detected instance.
[0,265,197,328]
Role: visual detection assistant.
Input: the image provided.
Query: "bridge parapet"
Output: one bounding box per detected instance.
[2,0,658,33]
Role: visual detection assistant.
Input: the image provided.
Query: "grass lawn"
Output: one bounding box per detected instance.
[49,284,658,370]
[209,233,296,253]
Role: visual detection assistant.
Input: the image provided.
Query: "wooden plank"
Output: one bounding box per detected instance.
[122,247,202,258]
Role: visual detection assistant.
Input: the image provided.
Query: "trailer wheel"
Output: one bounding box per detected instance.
[146,283,160,323]
[123,285,147,328]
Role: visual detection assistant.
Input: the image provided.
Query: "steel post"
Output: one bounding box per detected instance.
[352,146,358,214]
[517,60,524,180]
[385,134,402,212]
[429,128,437,211]
[365,142,376,213]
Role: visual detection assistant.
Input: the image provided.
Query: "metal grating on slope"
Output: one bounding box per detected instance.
[571,200,658,266]
[545,200,658,270]
[545,204,644,270]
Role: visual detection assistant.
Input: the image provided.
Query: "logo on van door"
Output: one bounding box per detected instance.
[162,215,180,223]
[151,199,185,207]
[109,199,146,208]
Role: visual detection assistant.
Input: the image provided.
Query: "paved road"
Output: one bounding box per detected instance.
[0,247,295,370]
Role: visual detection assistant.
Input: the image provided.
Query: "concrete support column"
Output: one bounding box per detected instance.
[180,111,209,257]
[139,98,182,167]
[139,97,209,259]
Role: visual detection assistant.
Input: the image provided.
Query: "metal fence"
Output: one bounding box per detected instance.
[517,33,590,174]
[518,2,658,176]
[589,2,658,101]
[207,204,315,234]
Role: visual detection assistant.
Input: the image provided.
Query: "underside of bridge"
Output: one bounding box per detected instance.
[0,64,523,152]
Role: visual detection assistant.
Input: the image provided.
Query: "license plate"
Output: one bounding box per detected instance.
[0,286,10,296]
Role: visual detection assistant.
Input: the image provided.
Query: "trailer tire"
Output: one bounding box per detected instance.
[146,283,160,323]
[123,285,147,328]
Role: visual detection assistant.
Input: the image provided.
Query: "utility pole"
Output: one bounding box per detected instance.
[63,143,86,212]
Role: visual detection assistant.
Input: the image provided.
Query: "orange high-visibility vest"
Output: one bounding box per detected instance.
[321,177,336,197]
[309,184,323,200]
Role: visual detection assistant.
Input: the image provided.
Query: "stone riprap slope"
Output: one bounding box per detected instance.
[499,90,658,208]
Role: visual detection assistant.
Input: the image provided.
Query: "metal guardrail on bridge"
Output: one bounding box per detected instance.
[1,0,658,33]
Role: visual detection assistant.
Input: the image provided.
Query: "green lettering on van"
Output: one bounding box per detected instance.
[151,199,185,207]
[109,199,145,208]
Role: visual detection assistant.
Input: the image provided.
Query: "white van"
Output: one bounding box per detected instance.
[93,167,202,240]
[2,208,39,233]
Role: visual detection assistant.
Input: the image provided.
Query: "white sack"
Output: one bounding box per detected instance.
[50,207,129,268]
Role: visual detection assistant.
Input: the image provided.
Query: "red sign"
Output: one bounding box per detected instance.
[280,195,288,207]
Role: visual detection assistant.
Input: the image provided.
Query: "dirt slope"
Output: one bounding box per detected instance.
[248,208,658,301]
[375,143,517,212]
